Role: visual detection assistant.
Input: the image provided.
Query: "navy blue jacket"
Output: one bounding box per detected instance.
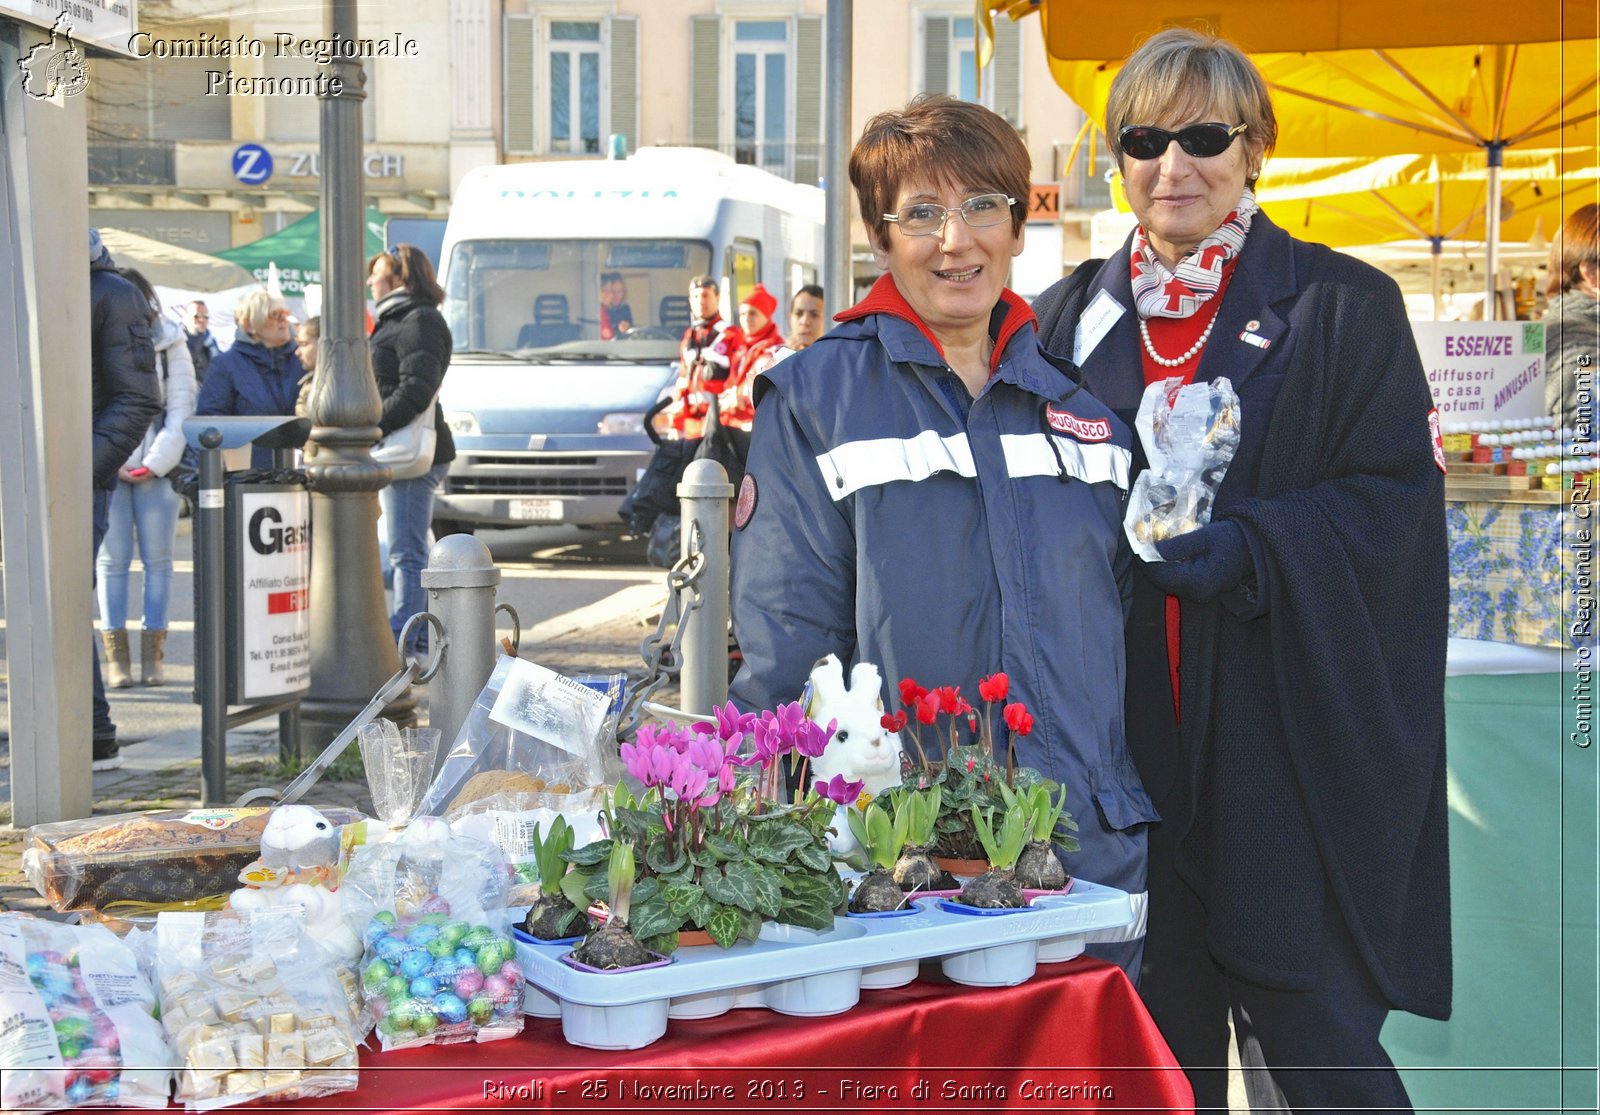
[730,277,1155,908]
[89,238,161,489]
[194,328,305,470]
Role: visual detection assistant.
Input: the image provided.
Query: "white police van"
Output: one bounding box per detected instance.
[434,148,824,531]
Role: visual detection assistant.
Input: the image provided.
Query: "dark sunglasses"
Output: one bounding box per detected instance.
[1118,122,1248,161]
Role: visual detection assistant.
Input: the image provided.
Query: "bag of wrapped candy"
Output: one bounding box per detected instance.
[339,817,523,1050]
[1124,376,1242,561]
[0,914,173,1110]
[153,907,360,1110]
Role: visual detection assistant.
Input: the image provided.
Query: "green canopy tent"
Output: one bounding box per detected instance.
[216,208,388,297]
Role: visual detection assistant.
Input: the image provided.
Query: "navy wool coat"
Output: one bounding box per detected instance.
[1033,213,1452,1019]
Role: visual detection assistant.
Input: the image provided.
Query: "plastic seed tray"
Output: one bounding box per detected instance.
[513,879,1133,1050]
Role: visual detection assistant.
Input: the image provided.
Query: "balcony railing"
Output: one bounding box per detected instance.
[89,140,176,187]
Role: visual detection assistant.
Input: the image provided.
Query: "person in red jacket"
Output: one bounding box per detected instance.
[716,284,784,440]
[661,275,745,438]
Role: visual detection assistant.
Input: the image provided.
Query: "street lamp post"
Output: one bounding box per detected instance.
[301,0,416,746]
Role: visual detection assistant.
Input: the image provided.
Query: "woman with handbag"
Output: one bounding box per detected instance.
[367,244,455,655]
[96,267,197,688]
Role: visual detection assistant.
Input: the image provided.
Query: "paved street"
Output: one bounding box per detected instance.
[0,517,678,910]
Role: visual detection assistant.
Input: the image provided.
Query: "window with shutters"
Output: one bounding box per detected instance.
[731,20,790,179]
[547,20,603,155]
[918,9,1022,128]
[504,13,638,158]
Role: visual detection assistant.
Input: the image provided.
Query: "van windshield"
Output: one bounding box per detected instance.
[443,238,713,357]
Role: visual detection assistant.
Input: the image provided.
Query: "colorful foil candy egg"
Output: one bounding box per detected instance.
[467,996,494,1025]
[454,969,484,998]
[431,992,467,1024]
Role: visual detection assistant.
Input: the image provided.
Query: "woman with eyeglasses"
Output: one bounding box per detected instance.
[730,94,1152,976]
[194,289,306,471]
[1033,29,1449,1110]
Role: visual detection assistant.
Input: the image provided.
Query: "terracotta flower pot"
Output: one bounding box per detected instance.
[931,854,992,878]
[674,928,717,948]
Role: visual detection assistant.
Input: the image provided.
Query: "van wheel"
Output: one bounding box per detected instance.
[432,518,475,538]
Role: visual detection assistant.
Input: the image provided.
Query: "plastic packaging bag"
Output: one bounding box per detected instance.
[416,657,624,820]
[358,721,443,829]
[153,907,360,1110]
[338,819,523,1050]
[22,807,364,913]
[0,914,173,1110]
[1124,376,1242,561]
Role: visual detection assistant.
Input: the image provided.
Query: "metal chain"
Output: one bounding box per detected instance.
[617,535,707,739]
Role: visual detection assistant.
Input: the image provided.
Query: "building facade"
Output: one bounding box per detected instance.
[87,0,1102,287]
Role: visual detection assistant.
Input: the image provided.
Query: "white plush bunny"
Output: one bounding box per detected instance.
[806,655,905,859]
[806,655,905,795]
[231,805,362,960]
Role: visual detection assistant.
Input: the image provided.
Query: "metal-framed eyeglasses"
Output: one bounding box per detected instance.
[1118,122,1248,161]
[882,193,1017,237]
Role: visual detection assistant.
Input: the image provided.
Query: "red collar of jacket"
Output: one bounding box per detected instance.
[834,273,1036,375]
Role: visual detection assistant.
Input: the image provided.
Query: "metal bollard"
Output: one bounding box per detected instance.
[677,457,734,716]
[418,533,508,769]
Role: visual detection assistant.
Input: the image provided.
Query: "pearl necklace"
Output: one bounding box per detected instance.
[1139,313,1216,368]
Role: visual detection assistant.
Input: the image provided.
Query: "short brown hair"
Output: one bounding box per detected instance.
[1105,28,1277,184]
[1548,203,1600,298]
[849,94,1030,252]
[368,243,445,306]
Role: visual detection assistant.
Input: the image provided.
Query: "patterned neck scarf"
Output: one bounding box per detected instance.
[1131,186,1258,320]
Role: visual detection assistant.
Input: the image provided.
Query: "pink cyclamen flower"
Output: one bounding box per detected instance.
[793,717,837,759]
[812,774,866,806]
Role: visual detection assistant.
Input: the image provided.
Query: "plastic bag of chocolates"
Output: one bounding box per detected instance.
[0,913,173,1110]
[153,908,360,1110]
[1124,376,1242,561]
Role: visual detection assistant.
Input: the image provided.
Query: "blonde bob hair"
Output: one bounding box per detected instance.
[234,289,289,337]
[1105,27,1277,184]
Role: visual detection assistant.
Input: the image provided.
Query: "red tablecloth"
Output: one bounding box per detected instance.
[275,958,1195,1112]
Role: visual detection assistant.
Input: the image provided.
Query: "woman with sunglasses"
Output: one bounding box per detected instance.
[194,289,306,471]
[730,94,1153,976]
[1034,28,1449,1111]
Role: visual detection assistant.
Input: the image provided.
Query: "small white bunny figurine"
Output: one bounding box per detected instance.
[807,655,905,795]
[231,804,362,960]
[806,655,905,858]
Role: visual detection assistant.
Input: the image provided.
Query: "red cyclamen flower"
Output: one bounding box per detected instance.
[915,692,940,725]
[978,673,1009,703]
[899,678,927,706]
[1003,702,1034,737]
[935,686,962,715]
[880,711,909,733]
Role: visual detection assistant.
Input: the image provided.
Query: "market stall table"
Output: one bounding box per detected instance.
[273,958,1193,1112]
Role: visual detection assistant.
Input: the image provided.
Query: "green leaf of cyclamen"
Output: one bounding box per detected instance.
[706,904,744,948]
[746,863,785,918]
[746,822,815,864]
[791,842,833,872]
[645,840,687,875]
[702,862,760,911]
[564,839,613,868]
[583,870,611,904]
[777,889,836,930]
[627,894,682,941]
[703,832,744,862]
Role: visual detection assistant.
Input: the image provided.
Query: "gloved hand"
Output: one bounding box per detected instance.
[1140,520,1254,603]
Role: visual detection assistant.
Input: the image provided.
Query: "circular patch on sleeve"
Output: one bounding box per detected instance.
[734,472,759,530]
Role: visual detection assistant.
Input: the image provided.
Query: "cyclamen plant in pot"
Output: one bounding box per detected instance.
[890,672,1060,867]
[569,842,660,969]
[518,817,584,941]
[560,702,850,954]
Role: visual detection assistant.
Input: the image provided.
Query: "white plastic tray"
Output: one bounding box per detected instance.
[514,879,1133,1049]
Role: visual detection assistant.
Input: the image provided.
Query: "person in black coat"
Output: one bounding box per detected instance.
[366,244,455,654]
[1032,28,1449,1113]
[89,229,162,769]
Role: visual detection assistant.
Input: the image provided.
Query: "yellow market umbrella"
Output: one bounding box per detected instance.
[995,0,1599,315]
